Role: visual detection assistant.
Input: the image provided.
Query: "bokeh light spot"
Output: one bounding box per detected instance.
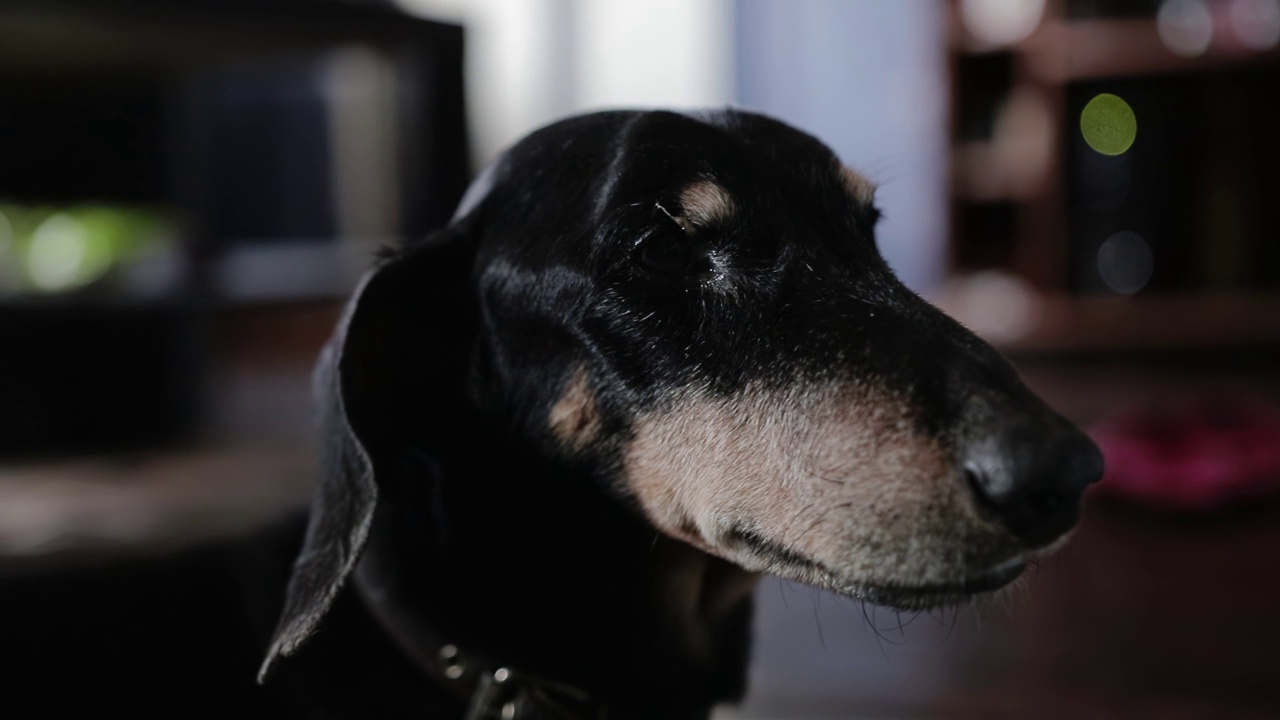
[1081,93,1137,156]
[1158,0,1214,57]
[27,213,90,292]
[960,0,1046,46]
[1231,0,1280,50]
[952,270,1040,343]
[1097,231,1154,294]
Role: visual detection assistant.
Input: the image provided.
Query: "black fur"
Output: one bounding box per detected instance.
[4,109,1101,719]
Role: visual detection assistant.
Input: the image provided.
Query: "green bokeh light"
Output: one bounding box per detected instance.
[0,204,173,295]
[1081,93,1137,156]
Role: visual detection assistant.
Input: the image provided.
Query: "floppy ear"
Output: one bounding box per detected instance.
[258,222,479,682]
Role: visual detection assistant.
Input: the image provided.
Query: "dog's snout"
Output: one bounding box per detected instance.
[962,424,1104,547]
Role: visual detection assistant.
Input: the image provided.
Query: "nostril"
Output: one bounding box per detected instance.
[963,463,1003,520]
[963,465,984,496]
[960,441,1088,547]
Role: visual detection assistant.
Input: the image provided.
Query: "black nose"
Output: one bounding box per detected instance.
[962,424,1104,547]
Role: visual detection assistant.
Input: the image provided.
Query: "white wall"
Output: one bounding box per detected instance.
[736,0,950,291]
[394,0,735,166]
[397,0,947,291]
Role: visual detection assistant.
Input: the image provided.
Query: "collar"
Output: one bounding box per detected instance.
[350,512,609,712]
[436,643,608,720]
[354,559,607,720]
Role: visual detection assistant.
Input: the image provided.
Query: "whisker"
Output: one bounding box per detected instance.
[810,590,826,650]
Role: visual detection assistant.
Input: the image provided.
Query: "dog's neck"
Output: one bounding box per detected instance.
[351,440,759,719]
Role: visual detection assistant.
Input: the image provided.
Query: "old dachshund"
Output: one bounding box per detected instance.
[259,109,1103,718]
[3,109,1102,720]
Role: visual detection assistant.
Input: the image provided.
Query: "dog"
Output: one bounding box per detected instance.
[2,109,1101,719]
[255,108,1102,719]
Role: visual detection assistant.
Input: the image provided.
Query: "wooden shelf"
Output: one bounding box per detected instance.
[1037,18,1280,82]
[937,287,1280,354]
[953,15,1280,83]
[0,0,461,75]
[946,0,1280,341]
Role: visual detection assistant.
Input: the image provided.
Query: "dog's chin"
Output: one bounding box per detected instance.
[722,537,1034,612]
[826,558,1029,611]
[669,522,1061,612]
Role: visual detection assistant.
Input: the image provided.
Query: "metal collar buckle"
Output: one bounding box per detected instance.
[440,645,606,720]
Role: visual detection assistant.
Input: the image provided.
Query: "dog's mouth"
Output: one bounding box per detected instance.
[723,525,1028,611]
[830,559,1027,611]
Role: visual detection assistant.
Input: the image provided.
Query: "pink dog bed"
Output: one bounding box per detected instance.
[1088,396,1280,511]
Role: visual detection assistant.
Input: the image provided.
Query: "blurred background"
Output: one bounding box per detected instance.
[2,0,1279,717]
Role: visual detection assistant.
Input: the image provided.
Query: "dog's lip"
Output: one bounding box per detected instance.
[698,525,1030,610]
[832,557,1028,611]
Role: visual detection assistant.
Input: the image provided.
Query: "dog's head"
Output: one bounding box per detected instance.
[262,110,1102,676]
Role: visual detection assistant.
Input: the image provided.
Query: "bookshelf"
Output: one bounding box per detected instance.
[940,0,1280,354]
[0,0,467,455]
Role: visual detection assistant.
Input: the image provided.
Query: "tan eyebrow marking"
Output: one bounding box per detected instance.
[838,166,877,206]
[679,180,735,227]
[549,365,601,450]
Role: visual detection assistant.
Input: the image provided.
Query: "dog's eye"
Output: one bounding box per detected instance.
[634,232,709,277]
